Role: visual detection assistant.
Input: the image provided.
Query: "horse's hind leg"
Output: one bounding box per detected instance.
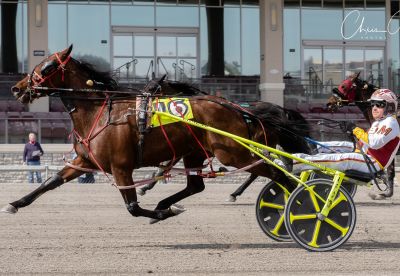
[227,173,258,202]
[1,156,89,214]
[137,169,162,196]
[138,159,180,196]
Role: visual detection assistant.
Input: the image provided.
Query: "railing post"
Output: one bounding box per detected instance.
[5,119,8,143]
[38,119,42,143]
[45,164,48,179]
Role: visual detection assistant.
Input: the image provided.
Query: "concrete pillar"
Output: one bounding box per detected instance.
[28,0,49,112]
[259,0,285,106]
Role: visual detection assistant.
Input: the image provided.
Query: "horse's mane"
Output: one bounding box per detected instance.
[248,102,313,154]
[74,59,119,91]
[161,81,207,96]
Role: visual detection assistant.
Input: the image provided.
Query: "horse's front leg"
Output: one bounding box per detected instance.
[1,156,89,214]
[150,154,205,224]
[114,167,183,221]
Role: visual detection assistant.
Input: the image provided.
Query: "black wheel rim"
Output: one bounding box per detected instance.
[285,181,356,251]
[256,181,291,242]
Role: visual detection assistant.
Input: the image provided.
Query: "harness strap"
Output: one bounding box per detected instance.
[135,96,151,169]
[71,97,114,182]
[198,97,268,146]
[169,97,214,171]
[154,98,177,171]
[65,161,97,173]
[113,159,264,191]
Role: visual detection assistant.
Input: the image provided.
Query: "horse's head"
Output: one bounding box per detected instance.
[144,75,167,94]
[144,74,205,96]
[327,72,377,111]
[12,45,74,104]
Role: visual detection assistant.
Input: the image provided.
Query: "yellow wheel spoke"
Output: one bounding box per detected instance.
[306,186,321,212]
[270,214,285,236]
[329,192,347,211]
[289,212,317,223]
[259,199,284,210]
[308,220,322,248]
[324,217,349,236]
[274,182,291,197]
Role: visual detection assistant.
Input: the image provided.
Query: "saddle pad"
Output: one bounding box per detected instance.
[151,98,193,127]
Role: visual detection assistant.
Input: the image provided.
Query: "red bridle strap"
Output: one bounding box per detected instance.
[55,53,71,82]
[30,53,72,88]
[71,97,113,182]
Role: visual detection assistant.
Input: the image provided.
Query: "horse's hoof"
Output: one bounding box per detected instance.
[170,204,186,215]
[226,195,237,202]
[149,218,160,224]
[368,192,386,200]
[1,204,18,214]
[137,188,145,196]
[149,204,186,224]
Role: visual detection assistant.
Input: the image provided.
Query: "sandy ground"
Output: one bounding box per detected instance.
[0,176,400,275]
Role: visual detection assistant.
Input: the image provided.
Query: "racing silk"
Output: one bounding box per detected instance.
[353,115,400,169]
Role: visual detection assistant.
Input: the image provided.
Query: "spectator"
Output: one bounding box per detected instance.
[23,133,44,183]
[78,172,96,184]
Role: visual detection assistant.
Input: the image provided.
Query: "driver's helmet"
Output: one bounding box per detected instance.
[369,89,398,114]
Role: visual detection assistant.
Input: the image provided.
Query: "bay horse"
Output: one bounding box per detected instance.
[138,78,314,202]
[327,72,396,198]
[3,45,311,223]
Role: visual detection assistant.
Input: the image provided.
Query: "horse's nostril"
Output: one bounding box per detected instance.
[11,86,20,94]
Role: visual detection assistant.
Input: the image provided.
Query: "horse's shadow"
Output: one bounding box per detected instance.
[157,241,400,251]
[158,242,298,250]
[355,201,400,207]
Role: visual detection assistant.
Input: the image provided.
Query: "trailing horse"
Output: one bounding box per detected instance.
[3,45,311,223]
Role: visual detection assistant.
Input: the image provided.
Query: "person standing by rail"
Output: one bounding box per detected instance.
[23,133,44,183]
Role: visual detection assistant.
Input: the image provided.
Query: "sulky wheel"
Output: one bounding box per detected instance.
[256,180,291,242]
[310,172,357,198]
[284,179,356,252]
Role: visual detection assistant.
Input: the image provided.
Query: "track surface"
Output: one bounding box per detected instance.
[1,179,400,275]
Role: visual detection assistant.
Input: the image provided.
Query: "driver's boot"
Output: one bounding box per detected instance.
[379,180,394,198]
[369,180,394,200]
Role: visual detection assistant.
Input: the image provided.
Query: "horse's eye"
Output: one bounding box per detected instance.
[40,60,58,76]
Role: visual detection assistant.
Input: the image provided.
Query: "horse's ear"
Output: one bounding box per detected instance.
[65,44,73,57]
[158,74,167,84]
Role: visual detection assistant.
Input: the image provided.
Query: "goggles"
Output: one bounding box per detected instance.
[370,100,386,108]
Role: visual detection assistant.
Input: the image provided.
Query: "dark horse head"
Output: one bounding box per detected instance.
[326,72,379,123]
[9,45,312,222]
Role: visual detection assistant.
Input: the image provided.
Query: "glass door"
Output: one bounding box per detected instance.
[112,28,198,83]
[113,34,155,83]
[303,46,385,92]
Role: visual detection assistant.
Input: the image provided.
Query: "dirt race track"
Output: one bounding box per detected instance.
[1,176,400,275]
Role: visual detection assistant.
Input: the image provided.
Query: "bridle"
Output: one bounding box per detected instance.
[25,52,71,100]
[330,77,374,109]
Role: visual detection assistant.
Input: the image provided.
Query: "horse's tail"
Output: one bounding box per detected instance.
[249,103,313,154]
[280,108,315,154]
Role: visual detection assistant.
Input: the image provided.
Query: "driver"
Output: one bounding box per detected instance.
[277,89,400,196]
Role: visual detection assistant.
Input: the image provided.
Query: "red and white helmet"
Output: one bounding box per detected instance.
[369,89,398,114]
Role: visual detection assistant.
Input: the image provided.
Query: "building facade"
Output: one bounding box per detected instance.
[1,0,400,109]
